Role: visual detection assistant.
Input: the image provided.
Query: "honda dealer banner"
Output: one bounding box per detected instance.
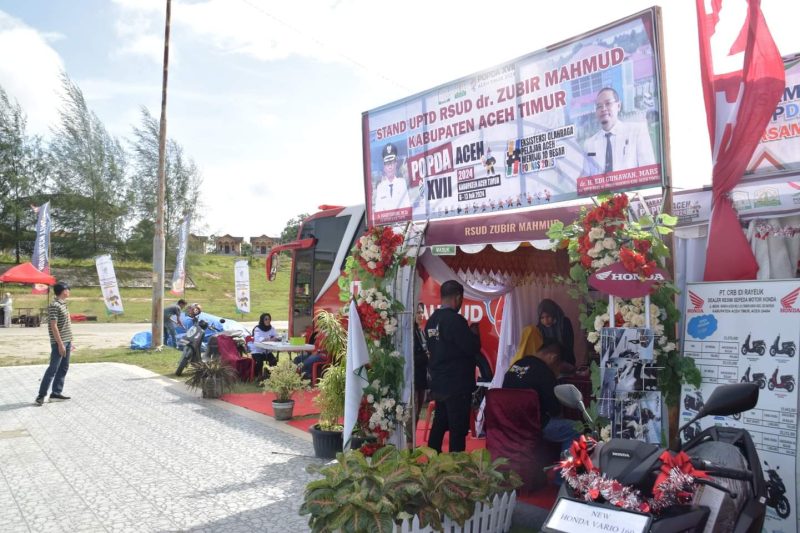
[30,201,51,294]
[363,8,666,227]
[681,280,800,532]
[234,259,250,313]
[747,55,800,179]
[95,255,123,315]
[170,215,190,296]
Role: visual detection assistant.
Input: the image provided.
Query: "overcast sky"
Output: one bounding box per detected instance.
[0,0,796,238]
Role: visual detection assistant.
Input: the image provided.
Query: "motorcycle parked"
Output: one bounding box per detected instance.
[175,320,211,376]
[551,383,765,533]
[741,333,766,356]
[741,366,767,390]
[770,335,796,358]
[684,391,704,413]
[768,368,795,393]
[764,461,791,519]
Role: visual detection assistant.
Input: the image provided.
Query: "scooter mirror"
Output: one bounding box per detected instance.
[699,382,759,418]
[555,384,583,410]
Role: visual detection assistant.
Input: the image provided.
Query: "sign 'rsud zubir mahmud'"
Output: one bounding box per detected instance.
[362,8,667,227]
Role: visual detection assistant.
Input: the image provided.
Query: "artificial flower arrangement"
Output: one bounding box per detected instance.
[547,193,700,408]
[338,225,413,453]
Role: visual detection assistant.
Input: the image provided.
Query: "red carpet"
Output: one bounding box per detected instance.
[221,390,320,418]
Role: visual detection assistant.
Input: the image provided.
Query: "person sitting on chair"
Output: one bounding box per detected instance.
[536,299,575,370]
[250,312,279,380]
[293,325,325,380]
[502,342,579,454]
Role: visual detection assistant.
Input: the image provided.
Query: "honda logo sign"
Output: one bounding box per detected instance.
[588,261,670,298]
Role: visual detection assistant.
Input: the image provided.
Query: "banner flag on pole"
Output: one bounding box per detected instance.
[343,300,370,450]
[234,259,250,313]
[170,215,190,295]
[696,0,785,281]
[95,254,124,314]
[31,202,51,294]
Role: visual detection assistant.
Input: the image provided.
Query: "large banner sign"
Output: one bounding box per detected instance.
[234,259,250,314]
[170,215,190,296]
[31,202,51,295]
[747,54,800,179]
[95,255,123,315]
[681,280,800,532]
[363,8,666,227]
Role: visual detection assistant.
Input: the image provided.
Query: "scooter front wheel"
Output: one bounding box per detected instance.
[787,382,795,393]
[741,346,748,356]
[175,349,192,376]
[777,496,791,519]
[770,347,777,356]
[768,381,776,391]
[758,346,765,356]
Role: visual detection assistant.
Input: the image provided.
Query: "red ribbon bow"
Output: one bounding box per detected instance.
[565,435,596,472]
[653,451,707,500]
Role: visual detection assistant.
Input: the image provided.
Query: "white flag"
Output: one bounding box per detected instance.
[95,255,123,314]
[171,215,190,295]
[343,300,371,449]
[234,260,250,313]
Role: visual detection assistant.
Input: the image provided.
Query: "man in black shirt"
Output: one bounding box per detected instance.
[426,280,480,453]
[502,342,579,452]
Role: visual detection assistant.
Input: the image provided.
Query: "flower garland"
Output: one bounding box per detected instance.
[547,193,701,407]
[559,437,707,514]
[340,226,413,452]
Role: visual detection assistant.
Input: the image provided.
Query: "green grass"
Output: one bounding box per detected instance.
[0,345,263,394]
[0,253,291,323]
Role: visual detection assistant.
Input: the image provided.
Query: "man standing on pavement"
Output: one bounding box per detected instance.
[426,280,480,453]
[36,282,73,405]
[163,298,187,348]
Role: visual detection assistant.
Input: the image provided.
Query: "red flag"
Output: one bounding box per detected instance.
[696,0,785,281]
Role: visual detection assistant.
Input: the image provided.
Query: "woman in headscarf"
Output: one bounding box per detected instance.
[537,299,575,366]
[250,313,279,380]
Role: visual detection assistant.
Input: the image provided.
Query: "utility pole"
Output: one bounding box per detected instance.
[151,0,171,347]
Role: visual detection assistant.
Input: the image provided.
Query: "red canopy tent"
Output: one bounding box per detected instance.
[0,262,56,285]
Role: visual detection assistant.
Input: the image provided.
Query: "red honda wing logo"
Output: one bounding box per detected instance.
[688,291,705,313]
[780,287,800,312]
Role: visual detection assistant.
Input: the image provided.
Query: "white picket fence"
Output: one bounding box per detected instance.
[393,491,517,533]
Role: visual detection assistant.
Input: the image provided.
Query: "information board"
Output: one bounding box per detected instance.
[681,279,800,532]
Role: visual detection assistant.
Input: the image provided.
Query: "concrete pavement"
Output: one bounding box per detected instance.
[0,363,319,532]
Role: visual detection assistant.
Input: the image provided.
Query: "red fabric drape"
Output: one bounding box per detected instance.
[696,0,785,281]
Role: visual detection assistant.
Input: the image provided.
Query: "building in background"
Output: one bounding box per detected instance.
[250,235,279,256]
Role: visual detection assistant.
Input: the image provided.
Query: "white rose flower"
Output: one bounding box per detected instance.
[663,342,676,352]
[367,394,374,403]
[589,227,605,241]
[587,248,600,258]
[601,255,615,266]
[600,425,612,441]
[587,331,600,343]
[602,238,617,250]
[380,311,388,319]
[594,316,606,331]
[367,261,377,269]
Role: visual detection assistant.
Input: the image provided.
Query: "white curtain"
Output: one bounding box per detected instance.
[419,252,516,299]
[748,215,800,280]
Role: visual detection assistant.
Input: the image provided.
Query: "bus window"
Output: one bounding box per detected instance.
[292,247,314,336]
[312,215,350,302]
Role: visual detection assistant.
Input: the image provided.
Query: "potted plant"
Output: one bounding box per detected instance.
[261,357,309,420]
[310,309,348,458]
[184,360,238,399]
[300,446,522,532]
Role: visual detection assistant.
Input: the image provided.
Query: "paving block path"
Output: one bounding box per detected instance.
[0,363,320,532]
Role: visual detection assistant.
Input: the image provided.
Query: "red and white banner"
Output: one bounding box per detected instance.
[696,0,785,281]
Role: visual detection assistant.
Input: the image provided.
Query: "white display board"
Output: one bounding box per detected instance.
[95,254,123,315]
[681,279,800,532]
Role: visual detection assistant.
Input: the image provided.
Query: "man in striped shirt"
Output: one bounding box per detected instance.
[35,282,73,405]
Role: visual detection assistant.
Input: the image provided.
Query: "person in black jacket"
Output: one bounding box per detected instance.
[412,303,429,431]
[426,280,480,453]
